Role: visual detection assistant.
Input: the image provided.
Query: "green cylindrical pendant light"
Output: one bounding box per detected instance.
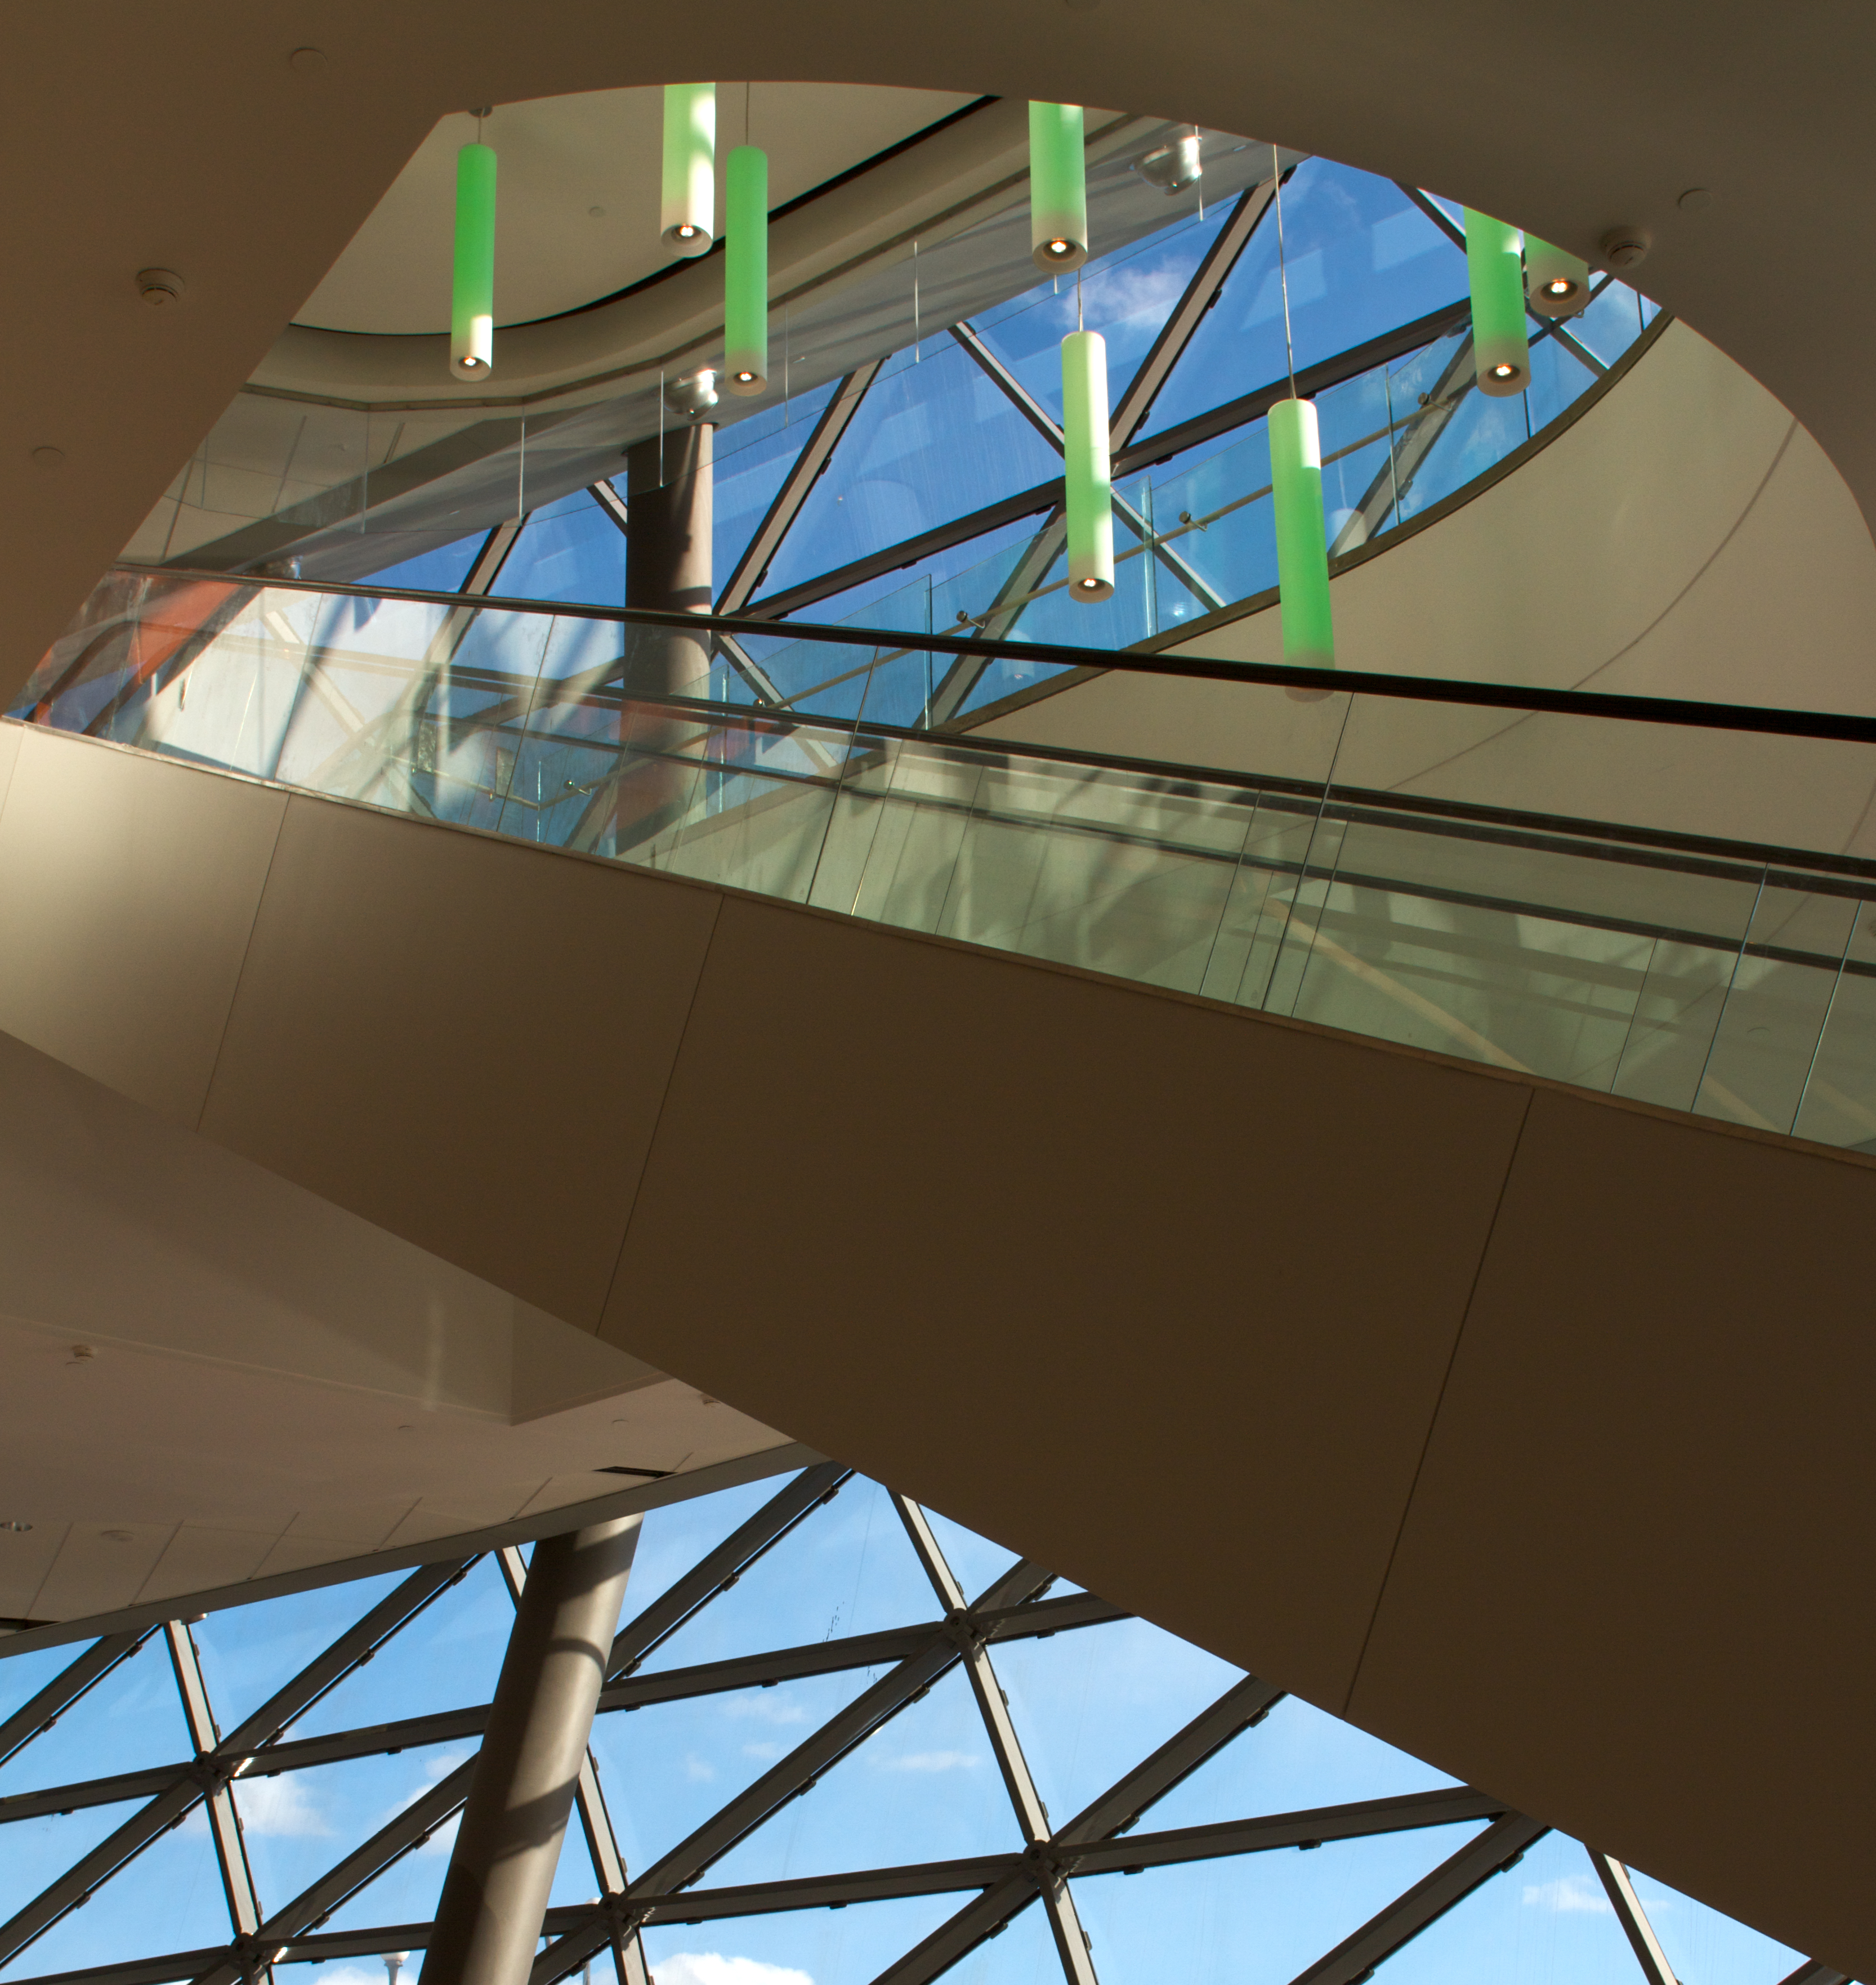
[1061,329,1113,602]
[1269,396,1334,669]
[724,144,769,396]
[661,83,716,254]
[1030,102,1088,271]
[450,141,497,380]
[1464,207,1529,396]
[1524,234,1590,318]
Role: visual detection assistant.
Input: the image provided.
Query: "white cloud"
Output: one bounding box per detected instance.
[379,1749,472,1853]
[720,1695,807,1727]
[1524,1875,1613,1915]
[304,1969,387,1985]
[684,1752,718,1782]
[742,1741,784,1761]
[875,1749,983,1774]
[236,1774,333,1838]
[653,1955,812,1985]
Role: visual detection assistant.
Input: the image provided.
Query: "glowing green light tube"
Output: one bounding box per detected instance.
[1524,234,1590,318]
[1269,396,1334,669]
[1061,330,1114,602]
[450,142,497,380]
[1464,208,1529,396]
[724,145,769,396]
[661,83,716,254]
[1030,103,1088,272]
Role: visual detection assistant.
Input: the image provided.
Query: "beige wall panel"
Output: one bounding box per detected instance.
[0,721,23,819]
[1348,1087,1876,1981]
[199,794,721,1328]
[600,893,1531,1707]
[0,728,284,1125]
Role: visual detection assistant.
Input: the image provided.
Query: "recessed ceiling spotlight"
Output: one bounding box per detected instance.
[1491,361,1516,378]
[676,223,700,240]
[101,1528,135,1544]
[1546,278,1572,296]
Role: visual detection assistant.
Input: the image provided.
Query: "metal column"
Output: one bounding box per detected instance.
[422,1519,641,1985]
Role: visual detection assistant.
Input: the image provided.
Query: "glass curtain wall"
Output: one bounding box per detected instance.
[0,1469,1823,1985]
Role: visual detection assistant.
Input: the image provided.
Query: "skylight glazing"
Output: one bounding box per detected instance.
[0,1469,1826,1985]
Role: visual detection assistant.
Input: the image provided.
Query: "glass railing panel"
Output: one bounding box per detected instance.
[1789,903,1876,1148]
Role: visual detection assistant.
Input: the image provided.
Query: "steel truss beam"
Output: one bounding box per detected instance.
[1589,1853,1680,1985]
[163,1622,263,1949]
[0,1630,150,1772]
[1287,1813,1551,1985]
[717,364,884,615]
[1110,179,1277,449]
[0,1561,472,1972]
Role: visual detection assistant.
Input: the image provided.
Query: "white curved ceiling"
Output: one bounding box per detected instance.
[296,83,976,334]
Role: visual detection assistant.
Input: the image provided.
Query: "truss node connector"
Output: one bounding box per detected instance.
[940,1609,981,1652]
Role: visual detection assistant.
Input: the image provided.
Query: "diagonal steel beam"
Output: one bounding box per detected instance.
[164,1624,262,1946]
[607,1461,849,1679]
[1589,1853,1680,1985]
[1329,334,1476,556]
[1286,1812,1549,1985]
[892,1499,1097,1985]
[0,1562,472,1970]
[925,508,1067,728]
[1110,179,1277,449]
[190,1758,477,1985]
[717,365,882,614]
[0,1630,151,1772]
[1773,1964,1850,1985]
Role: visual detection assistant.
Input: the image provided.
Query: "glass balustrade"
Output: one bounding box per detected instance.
[20,566,1876,1154]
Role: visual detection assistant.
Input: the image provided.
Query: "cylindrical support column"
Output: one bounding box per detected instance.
[422,1518,640,1985]
[1061,330,1114,602]
[1464,207,1530,395]
[1030,103,1089,271]
[725,145,769,394]
[661,82,716,253]
[1269,395,1335,673]
[452,142,498,380]
[617,422,715,850]
[1524,234,1590,317]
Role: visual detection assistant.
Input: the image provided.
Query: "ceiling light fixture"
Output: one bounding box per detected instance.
[1134,131,1202,196]
[1524,236,1590,318]
[1030,102,1090,271]
[661,84,717,255]
[450,119,497,381]
[1268,147,1335,685]
[1463,208,1529,397]
[724,137,770,396]
[1061,272,1114,603]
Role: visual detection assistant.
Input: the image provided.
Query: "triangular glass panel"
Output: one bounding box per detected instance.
[3,1796,237,1976]
[640,1892,971,1985]
[496,489,628,607]
[756,342,1062,602]
[192,1570,407,1740]
[0,1632,193,1796]
[711,379,840,592]
[589,1667,880,1877]
[1377,1833,1656,1985]
[993,1620,1243,1831]
[629,1476,815,1625]
[0,1797,142,1938]
[359,530,485,595]
[1392,379,1531,525]
[916,1505,1021,1605]
[940,1879,1061,1985]
[637,1476,940,1677]
[1525,330,1598,439]
[1138,162,1468,441]
[236,1738,473,1935]
[0,1641,99,1729]
[1069,1822,1485,1985]
[701,1661,1022,1886]
[1569,280,1651,370]
[1627,1866,1807,1985]
[970,201,1236,428]
[286,1555,513,1741]
[1143,1693,1459,1834]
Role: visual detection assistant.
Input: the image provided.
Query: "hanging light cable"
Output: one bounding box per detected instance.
[1061,267,1114,602]
[450,113,497,379]
[724,93,768,395]
[660,83,716,254]
[1030,102,1089,271]
[1464,207,1530,394]
[1524,234,1590,318]
[1267,148,1334,679]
